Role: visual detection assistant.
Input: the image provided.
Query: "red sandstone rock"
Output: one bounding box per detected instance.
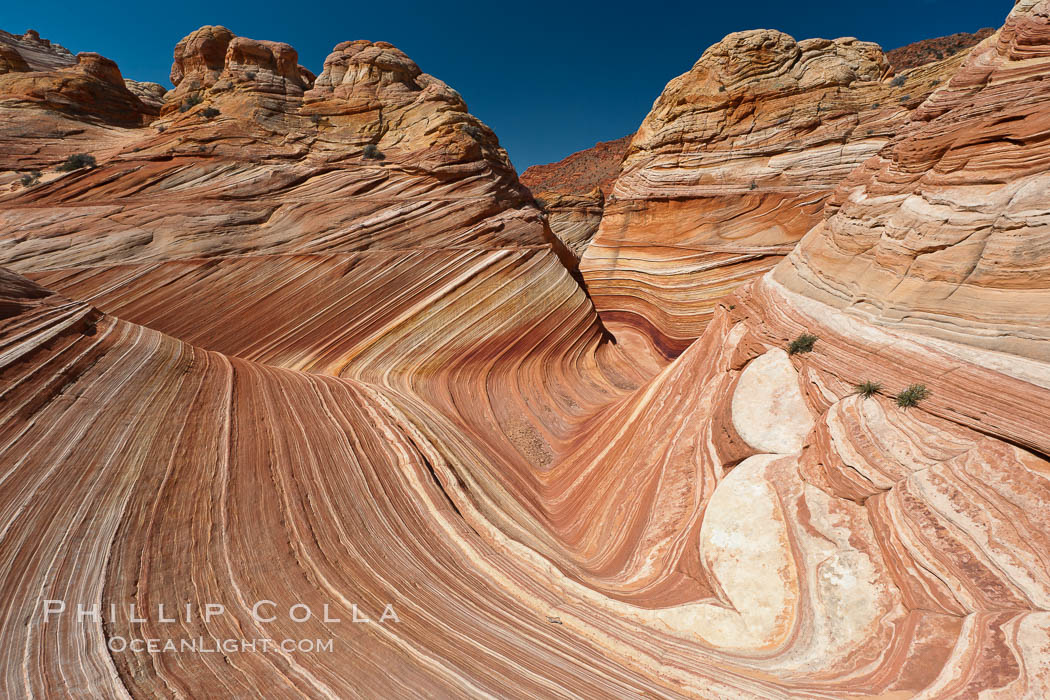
[580,29,961,359]
[520,134,632,198]
[168,25,234,93]
[0,29,75,72]
[886,28,996,70]
[520,135,631,255]
[1,6,1050,698]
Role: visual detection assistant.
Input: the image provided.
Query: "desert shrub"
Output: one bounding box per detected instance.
[362,144,385,160]
[787,333,818,355]
[179,94,203,112]
[57,154,96,172]
[749,180,758,190]
[891,74,907,88]
[20,170,41,187]
[899,95,912,103]
[533,197,547,209]
[462,124,485,141]
[156,124,166,132]
[895,384,930,408]
[201,107,220,119]
[855,381,882,399]
[246,71,257,80]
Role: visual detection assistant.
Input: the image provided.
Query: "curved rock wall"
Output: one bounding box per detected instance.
[2,7,1050,698]
[776,2,1050,362]
[581,30,966,359]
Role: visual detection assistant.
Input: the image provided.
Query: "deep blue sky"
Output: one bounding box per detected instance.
[7,1,1013,170]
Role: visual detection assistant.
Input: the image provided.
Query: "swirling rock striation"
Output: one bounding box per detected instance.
[776,2,1050,362]
[2,6,1050,699]
[580,29,963,359]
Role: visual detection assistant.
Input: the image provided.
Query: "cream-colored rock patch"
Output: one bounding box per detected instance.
[731,348,814,453]
[691,454,798,650]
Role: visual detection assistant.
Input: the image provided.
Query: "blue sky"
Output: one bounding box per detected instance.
[7,1,1013,170]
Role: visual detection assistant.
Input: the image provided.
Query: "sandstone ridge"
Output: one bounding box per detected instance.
[2,7,1050,698]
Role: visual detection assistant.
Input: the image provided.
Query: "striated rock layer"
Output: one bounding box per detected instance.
[0,29,75,72]
[530,188,605,259]
[3,5,1050,698]
[580,30,966,359]
[776,4,1050,363]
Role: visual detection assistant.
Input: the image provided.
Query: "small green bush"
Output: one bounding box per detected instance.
[201,107,220,119]
[20,170,41,187]
[855,381,882,399]
[890,74,907,88]
[362,144,385,160]
[895,384,930,408]
[57,154,96,172]
[179,94,203,112]
[788,333,818,356]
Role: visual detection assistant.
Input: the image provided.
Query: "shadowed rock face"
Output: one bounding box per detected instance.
[529,188,605,259]
[580,29,965,360]
[3,6,1050,698]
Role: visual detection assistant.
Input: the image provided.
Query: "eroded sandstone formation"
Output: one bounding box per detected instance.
[0,29,75,72]
[2,4,1050,698]
[529,188,605,259]
[0,25,566,271]
[776,5,1050,363]
[580,30,966,359]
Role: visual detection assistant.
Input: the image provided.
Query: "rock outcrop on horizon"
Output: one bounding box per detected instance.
[0,25,566,271]
[521,134,632,257]
[886,28,997,70]
[520,133,631,197]
[579,30,969,359]
[2,4,1050,698]
[0,29,75,72]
